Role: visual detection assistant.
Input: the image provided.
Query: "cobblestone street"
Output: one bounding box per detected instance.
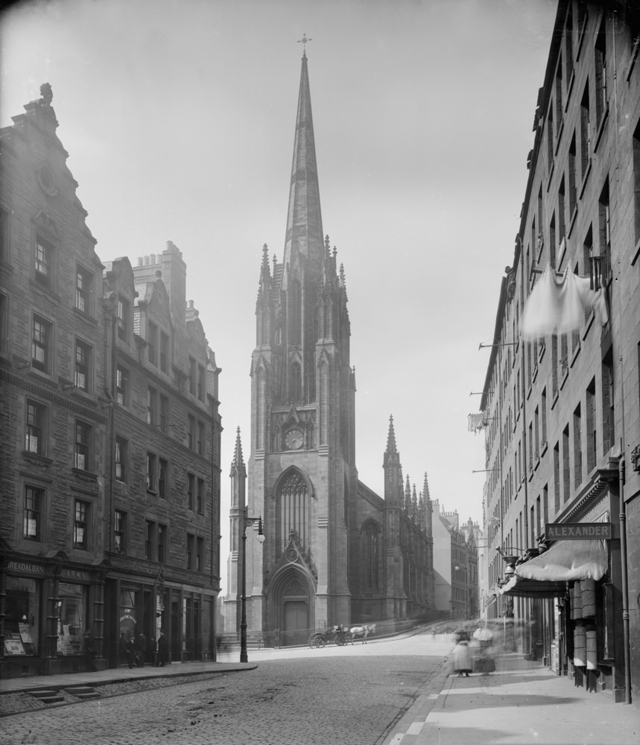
[1,655,447,745]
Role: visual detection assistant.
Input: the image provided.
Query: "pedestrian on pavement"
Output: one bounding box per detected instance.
[83,628,97,672]
[134,632,147,667]
[452,636,473,677]
[473,623,493,650]
[472,623,496,674]
[155,629,168,667]
[119,631,135,669]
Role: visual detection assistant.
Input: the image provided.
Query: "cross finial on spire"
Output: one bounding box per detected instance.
[298,33,312,56]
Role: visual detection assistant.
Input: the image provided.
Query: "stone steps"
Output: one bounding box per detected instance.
[64,685,100,700]
[30,689,65,705]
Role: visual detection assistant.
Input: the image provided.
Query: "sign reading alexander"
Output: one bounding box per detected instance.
[546,522,612,540]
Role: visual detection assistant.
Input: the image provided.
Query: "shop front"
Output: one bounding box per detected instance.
[104,574,216,668]
[498,520,624,696]
[0,551,107,678]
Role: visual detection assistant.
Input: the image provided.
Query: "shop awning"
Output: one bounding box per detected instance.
[498,539,608,598]
[499,574,567,598]
[515,539,608,582]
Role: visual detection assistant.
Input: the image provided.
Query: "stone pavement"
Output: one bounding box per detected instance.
[0,659,254,696]
[0,659,256,717]
[0,654,445,745]
[382,656,639,745]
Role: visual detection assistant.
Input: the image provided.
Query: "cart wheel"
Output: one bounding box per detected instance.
[317,636,326,648]
[308,635,318,649]
[336,635,346,647]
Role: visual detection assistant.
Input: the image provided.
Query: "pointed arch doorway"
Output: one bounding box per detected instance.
[270,566,315,646]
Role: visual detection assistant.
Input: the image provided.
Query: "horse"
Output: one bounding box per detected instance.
[349,624,376,644]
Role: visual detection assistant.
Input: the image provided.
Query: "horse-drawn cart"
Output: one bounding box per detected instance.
[308,625,348,648]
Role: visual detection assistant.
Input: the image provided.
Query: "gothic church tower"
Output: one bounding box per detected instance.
[243,51,357,643]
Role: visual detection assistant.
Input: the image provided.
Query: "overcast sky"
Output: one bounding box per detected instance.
[1,0,558,570]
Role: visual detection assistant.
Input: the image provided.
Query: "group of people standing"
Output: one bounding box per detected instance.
[119,630,168,668]
[451,624,496,677]
[82,629,169,671]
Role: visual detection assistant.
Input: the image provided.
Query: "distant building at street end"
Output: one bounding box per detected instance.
[432,502,479,621]
[0,85,222,678]
[222,52,435,646]
[478,0,640,704]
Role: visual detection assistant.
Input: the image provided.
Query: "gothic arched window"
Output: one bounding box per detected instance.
[276,470,309,553]
[290,361,302,403]
[288,280,302,346]
[361,520,380,591]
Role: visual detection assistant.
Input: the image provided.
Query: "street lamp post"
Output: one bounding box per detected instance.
[240,514,264,663]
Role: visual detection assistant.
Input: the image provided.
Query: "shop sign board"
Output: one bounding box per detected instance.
[7,561,46,576]
[61,568,90,582]
[546,522,612,540]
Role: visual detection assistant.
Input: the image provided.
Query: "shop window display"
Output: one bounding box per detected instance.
[4,577,40,656]
[57,582,86,656]
[120,588,138,640]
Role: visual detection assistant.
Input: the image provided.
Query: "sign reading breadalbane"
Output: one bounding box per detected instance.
[546,523,612,540]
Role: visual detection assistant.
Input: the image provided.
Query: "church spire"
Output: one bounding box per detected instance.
[230,427,246,477]
[384,415,398,463]
[282,49,324,287]
[383,415,403,505]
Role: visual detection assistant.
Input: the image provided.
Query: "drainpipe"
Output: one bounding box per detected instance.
[611,6,632,707]
[520,345,530,656]
[618,456,631,704]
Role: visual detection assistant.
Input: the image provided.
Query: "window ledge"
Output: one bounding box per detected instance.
[594,107,609,154]
[69,387,94,402]
[555,120,565,155]
[538,341,546,363]
[73,307,98,326]
[579,159,592,199]
[577,21,587,62]
[547,161,555,192]
[30,279,61,304]
[22,451,53,467]
[631,239,640,267]
[582,311,595,341]
[567,205,578,239]
[72,468,98,482]
[626,38,640,82]
[565,70,576,111]
[570,342,581,368]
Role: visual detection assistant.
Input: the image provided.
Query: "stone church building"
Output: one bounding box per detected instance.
[223,52,435,645]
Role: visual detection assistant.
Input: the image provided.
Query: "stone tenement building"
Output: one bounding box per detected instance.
[479,0,640,703]
[0,85,221,678]
[432,503,479,621]
[222,51,435,646]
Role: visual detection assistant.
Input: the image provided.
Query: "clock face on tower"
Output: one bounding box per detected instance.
[284,428,304,450]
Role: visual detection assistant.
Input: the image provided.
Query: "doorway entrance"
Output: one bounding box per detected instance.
[283,600,309,646]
